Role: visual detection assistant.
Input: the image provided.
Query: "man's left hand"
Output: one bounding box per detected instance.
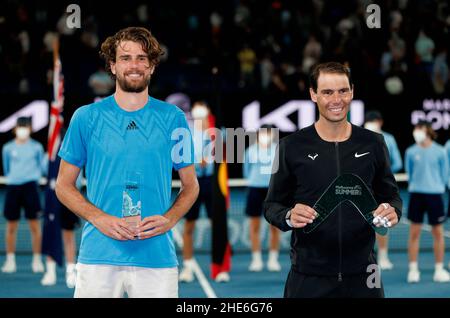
[136,215,172,239]
[372,203,398,228]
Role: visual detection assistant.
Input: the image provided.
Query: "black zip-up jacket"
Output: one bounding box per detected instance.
[264,124,402,278]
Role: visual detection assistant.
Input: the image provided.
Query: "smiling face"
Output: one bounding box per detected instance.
[110,40,155,93]
[310,72,353,124]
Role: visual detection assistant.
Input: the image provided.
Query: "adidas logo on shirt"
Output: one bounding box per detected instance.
[126,121,138,130]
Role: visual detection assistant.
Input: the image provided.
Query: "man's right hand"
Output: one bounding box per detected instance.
[289,203,318,228]
[91,214,137,240]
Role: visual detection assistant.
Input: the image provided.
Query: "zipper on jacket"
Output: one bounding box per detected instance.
[335,142,343,282]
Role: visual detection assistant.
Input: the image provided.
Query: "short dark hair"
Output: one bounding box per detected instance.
[16,117,31,127]
[259,124,276,135]
[415,120,437,140]
[192,100,209,108]
[365,110,383,122]
[309,62,353,92]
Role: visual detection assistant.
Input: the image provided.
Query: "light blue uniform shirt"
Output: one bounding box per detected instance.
[192,127,214,178]
[58,95,194,268]
[382,131,402,173]
[405,142,449,194]
[243,142,277,188]
[2,139,45,185]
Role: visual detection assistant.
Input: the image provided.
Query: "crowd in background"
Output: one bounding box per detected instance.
[0,0,449,99]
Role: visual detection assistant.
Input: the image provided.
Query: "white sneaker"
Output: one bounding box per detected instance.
[215,271,230,283]
[249,258,263,272]
[378,257,394,270]
[1,259,16,273]
[179,266,194,283]
[407,269,420,283]
[41,270,57,286]
[65,265,77,288]
[32,258,45,273]
[267,258,281,272]
[433,268,450,283]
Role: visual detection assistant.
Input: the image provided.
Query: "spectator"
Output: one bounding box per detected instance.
[237,44,257,88]
[432,47,449,95]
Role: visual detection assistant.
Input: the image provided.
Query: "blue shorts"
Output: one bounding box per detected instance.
[245,187,268,217]
[407,193,446,225]
[4,181,42,221]
[184,177,212,221]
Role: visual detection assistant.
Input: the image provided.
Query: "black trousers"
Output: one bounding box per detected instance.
[284,267,385,298]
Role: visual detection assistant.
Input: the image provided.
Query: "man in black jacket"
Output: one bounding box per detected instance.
[264,62,402,298]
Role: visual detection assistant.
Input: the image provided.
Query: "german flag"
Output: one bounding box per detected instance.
[208,114,232,279]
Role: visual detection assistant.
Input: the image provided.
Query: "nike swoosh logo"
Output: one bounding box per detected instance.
[355,152,370,158]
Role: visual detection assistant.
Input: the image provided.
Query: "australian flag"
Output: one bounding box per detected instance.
[41,39,65,266]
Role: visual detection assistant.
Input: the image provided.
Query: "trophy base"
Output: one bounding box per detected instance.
[123,215,141,230]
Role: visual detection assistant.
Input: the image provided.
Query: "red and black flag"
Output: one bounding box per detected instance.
[208,112,232,279]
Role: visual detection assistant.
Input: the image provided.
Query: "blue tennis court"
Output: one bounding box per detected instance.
[1,251,449,298]
[0,185,449,297]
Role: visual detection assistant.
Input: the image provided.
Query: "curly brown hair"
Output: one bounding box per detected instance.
[99,27,164,79]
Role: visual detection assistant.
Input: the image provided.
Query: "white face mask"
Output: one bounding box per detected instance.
[16,127,30,140]
[413,129,427,144]
[191,106,209,120]
[364,122,381,133]
[259,133,272,145]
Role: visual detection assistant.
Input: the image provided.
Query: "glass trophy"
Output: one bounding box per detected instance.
[122,171,142,229]
[303,173,388,236]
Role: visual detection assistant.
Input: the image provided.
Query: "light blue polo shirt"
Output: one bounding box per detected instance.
[405,142,448,194]
[59,94,193,268]
[191,126,214,178]
[2,139,45,185]
[243,142,277,188]
[382,131,402,173]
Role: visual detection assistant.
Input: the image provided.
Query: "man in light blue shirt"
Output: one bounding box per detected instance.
[179,101,215,283]
[364,110,403,270]
[364,111,403,173]
[243,124,280,272]
[56,27,199,298]
[405,120,449,283]
[1,117,45,274]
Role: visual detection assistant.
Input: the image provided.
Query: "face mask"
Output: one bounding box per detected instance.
[191,106,209,120]
[16,127,30,140]
[364,122,381,133]
[413,129,426,144]
[259,134,272,145]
